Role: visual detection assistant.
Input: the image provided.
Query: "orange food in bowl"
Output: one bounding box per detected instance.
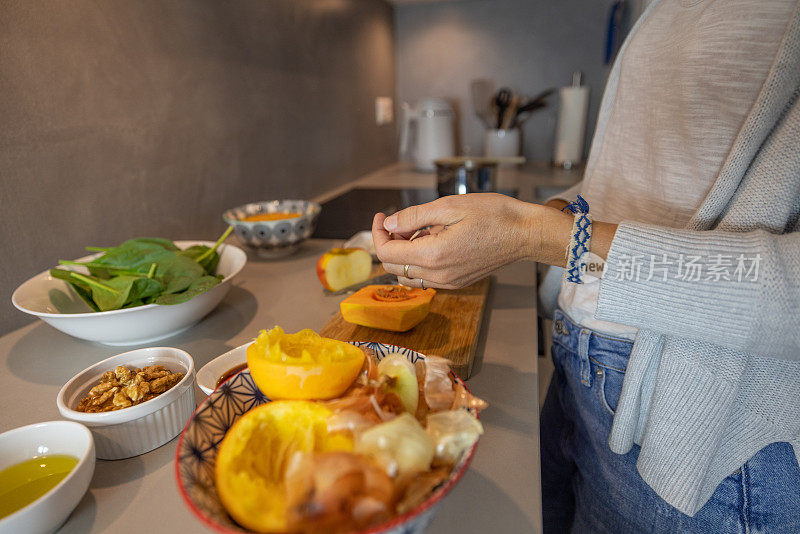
[214,400,353,533]
[246,327,365,400]
[241,212,301,222]
[340,285,436,332]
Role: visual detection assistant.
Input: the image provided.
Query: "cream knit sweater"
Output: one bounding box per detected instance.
[556,0,800,516]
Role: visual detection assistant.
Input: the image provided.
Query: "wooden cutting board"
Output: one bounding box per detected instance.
[320,277,491,379]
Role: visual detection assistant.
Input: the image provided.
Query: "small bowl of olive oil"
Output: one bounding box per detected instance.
[0,421,94,534]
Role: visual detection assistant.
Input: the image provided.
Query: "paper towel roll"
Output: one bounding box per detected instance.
[554,85,590,167]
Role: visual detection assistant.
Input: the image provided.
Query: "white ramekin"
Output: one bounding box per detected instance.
[56,347,195,460]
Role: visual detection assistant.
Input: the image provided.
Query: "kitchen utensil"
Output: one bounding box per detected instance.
[176,343,479,534]
[57,347,195,459]
[434,157,498,196]
[320,277,491,378]
[512,88,554,127]
[518,88,555,113]
[12,241,247,346]
[0,421,94,534]
[501,95,520,130]
[470,79,494,128]
[223,199,321,258]
[399,98,456,172]
[493,87,513,129]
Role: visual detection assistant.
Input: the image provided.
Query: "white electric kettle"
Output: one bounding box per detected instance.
[399,98,456,172]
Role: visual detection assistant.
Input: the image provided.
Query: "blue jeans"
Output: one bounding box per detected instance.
[540,310,800,533]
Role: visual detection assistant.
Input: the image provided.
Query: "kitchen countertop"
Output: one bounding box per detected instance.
[0,163,545,533]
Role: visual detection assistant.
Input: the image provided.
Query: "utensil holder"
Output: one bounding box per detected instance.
[484,129,521,165]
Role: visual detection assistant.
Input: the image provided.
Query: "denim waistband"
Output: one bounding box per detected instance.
[552,309,633,374]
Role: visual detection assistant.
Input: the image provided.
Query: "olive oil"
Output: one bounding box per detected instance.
[0,455,79,518]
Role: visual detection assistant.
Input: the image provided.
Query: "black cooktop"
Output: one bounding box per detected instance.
[312,188,436,239]
[312,187,517,240]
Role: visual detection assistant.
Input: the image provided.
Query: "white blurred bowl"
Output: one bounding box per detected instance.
[0,421,94,534]
[11,241,246,346]
[57,347,195,460]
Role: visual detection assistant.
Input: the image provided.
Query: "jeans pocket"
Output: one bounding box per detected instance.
[593,362,625,416]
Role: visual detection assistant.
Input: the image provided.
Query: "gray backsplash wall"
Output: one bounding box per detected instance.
[395,0,616,161]
[0,0,396,335]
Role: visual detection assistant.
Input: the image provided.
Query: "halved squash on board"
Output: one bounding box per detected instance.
[340,285,436,332]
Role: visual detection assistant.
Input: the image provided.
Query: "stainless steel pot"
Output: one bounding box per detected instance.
[434,157,498,196]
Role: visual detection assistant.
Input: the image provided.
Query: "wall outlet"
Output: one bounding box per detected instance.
[375,97,393,125]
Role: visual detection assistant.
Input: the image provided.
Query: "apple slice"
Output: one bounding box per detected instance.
[316,248,373,291]
[377,354,419,414]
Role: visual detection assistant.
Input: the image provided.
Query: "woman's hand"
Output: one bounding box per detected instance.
[372,193,618,289]
[372,193,541,289]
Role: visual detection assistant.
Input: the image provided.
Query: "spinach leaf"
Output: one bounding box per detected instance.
[127,277,164,304]
[177,227,232,275]
[116,237,179,251]
[92,244,174,272]
[154,275,222,305]
[69,273,136,311]
[58,260,155,280]
[72,284,101,312]
[154,254,206,294]
[50,268,101,312]
[178,245,220,275]
[177,245,208,261]
[50,267,81,284]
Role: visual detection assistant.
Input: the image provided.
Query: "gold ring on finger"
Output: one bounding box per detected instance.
[403,264,411,278]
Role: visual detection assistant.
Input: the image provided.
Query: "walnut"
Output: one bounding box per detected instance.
[115,366,133,384]
[142,366,170,381]
[150,373,183,393]
[91,386,118,407]
[75,365,184,413]
[101,370,116,382]
[124,381,150,402]
[113,391,132,408]
[88,380,117,397]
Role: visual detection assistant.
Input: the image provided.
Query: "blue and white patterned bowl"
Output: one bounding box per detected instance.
[222,200,321,258]
[175,342,478,534]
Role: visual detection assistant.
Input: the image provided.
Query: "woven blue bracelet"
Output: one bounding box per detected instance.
[562,195,592,284]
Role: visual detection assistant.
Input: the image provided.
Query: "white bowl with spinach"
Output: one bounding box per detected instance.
[12,232,246,346]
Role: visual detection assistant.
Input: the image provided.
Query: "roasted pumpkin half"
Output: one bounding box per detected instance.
[340,285,436,332]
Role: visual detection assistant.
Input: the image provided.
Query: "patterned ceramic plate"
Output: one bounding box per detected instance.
[175,342,478,534]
